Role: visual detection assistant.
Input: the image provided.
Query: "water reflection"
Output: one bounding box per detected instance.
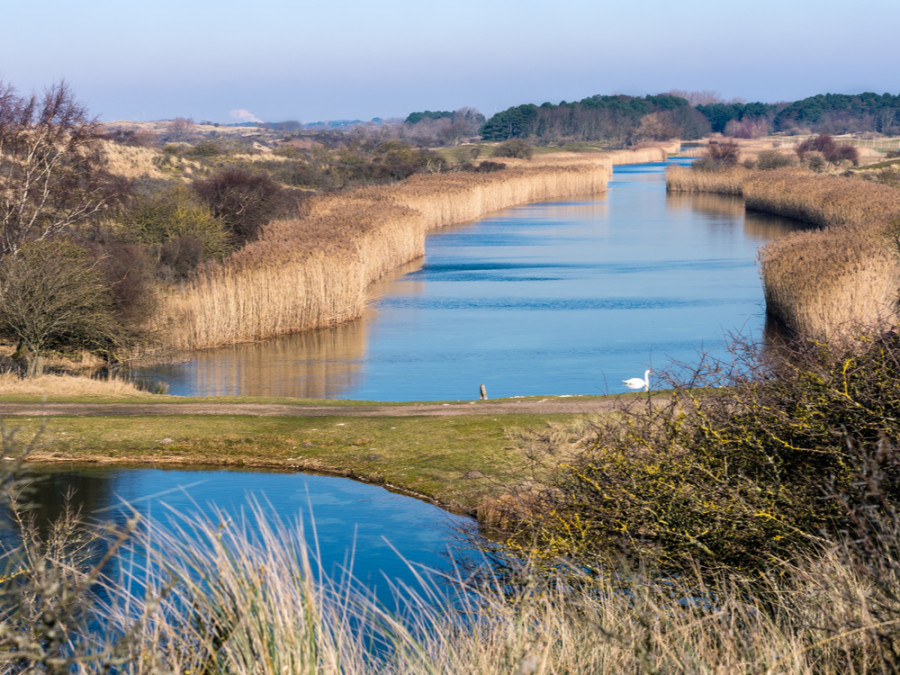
[15,465,473,600]
[666,192,815,241]
[133,320,369,398]
[133,161,811,400]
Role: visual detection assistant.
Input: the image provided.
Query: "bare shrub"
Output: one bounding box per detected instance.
[95,241,157,329]
[474,160,506,173]
[192,168,285,246]
[498,331,900,573]
[0,240,121,376]
[165,116,195,142]
[159,235,205,281]
[797,133,859,166]
[0,80,127,255]
[693,140,740,171]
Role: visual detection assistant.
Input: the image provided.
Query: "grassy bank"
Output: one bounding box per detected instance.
[160,147,673,352]
[6,405,899,673]
[14,408,593,516]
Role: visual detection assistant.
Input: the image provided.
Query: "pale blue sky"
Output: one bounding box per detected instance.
[2,0,897,123]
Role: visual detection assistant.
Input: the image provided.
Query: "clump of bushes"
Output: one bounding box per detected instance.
[473,160,506,173]
[503,331,900,573]
[492,139,534,160]
[121,186,231,279]
[192,168,286,246]
[796,133,859,166]
[692,140,740,171]
[754,149,796,170]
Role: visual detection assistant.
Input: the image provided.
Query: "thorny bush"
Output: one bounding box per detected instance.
[503,330,900,572]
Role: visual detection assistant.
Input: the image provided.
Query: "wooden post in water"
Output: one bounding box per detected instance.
[480,384,488,400]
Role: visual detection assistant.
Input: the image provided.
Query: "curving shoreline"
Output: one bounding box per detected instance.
[667,165,900,340]
[160,146,676,353]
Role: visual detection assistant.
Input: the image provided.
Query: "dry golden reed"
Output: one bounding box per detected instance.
[665,165,748,195]
[751,170,900,340]
[0,373,149,397]
[744,169,900,227]
[666,163,900,341]
[759,224,900,341]
[162,149,669,351]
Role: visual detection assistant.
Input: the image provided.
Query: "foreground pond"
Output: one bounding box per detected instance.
[133,160,807,400]
[25,465,475,603]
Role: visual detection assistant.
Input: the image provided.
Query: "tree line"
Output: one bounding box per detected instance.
[482,91,900,143]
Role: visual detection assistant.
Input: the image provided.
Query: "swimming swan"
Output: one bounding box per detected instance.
[623,369,652,392]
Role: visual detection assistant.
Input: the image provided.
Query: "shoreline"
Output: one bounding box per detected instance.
[1,393,640,517]
[159,145,677,353]
[666,165,900,340]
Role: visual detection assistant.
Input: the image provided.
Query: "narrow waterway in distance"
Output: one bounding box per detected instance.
[133,159,807,400]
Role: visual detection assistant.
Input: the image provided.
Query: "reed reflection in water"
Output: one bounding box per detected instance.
[133,322,367,398]
[665,192,818,242]
[133,161,812,400]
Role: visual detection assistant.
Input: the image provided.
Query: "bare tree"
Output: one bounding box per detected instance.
[0,81,123,255]
[666,89,723,106]
[165,116,195,142]
[0,239,120,377]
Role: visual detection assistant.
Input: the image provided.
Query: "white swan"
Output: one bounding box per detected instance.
[623,369,652,392]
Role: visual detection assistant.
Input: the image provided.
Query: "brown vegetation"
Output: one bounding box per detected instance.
[751,171,900,339]
[0,372,148,396]
[669,159,900,340]
[743,169,900,227]
[160,148,669,351]
[665,164,748,195]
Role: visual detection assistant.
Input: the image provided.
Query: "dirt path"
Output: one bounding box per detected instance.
[0,396,634,418]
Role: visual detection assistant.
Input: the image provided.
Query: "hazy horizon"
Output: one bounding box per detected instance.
[3,0,898,124]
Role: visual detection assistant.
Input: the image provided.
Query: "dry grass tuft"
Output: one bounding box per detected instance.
[100,140,167,179]
[91,502,900,674]
[0,372,150,397]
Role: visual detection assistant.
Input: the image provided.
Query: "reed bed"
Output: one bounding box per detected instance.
[750,170,900,340]
[760,223,900,342]
[90,503,898,673]
[667,164,900,340]
[161,151,631,351]
[665,164,749,195]
[744,169,900,227]
[162,198,424,350]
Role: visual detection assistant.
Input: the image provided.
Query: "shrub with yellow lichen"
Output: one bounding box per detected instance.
[503,332,900,572]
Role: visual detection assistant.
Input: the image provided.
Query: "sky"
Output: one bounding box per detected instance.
[2,0,898,124]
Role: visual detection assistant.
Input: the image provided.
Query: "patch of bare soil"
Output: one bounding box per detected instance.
[0,397,628,418]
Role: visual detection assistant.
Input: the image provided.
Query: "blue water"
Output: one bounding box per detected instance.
[26,466,474,603]
[133,160,804,400]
